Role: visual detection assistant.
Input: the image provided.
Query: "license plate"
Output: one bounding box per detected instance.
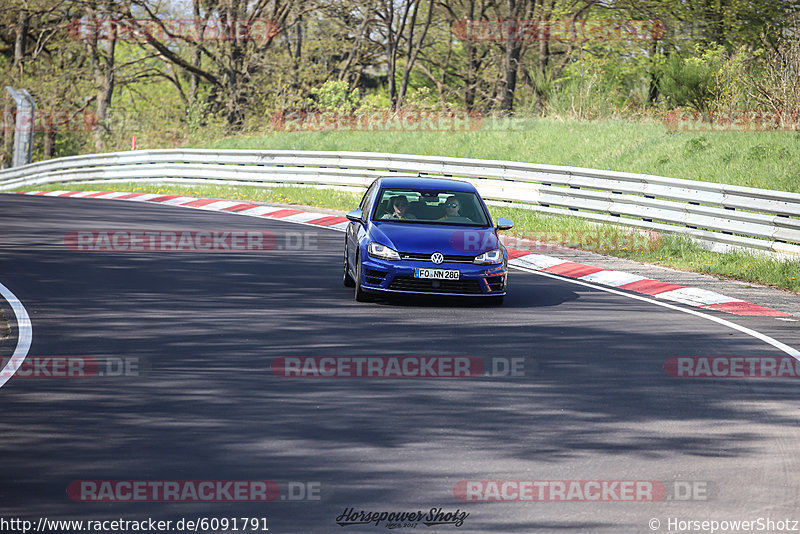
[414,268,460,280]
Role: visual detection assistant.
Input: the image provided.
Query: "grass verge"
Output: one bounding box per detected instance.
[202,117,800,193]
[10,182,800,293]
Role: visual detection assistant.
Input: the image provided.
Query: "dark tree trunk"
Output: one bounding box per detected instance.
[43,130,56,158]
[499,41,523,115]
[338,3,373,83]
[93,36,116,151]
[498,0,532,115]
[397,0,433,109]
[647,40,660,104]
[534,34,550,113]
[189,0,202,103]
[14,10,29,70]
[464,43,477,110]
[385,1,398,110]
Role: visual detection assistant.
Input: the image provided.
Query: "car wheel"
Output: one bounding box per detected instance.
[343,249,355,287]
[354,253,374,302]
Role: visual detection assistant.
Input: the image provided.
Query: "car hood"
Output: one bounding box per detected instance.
[371,221,500,255]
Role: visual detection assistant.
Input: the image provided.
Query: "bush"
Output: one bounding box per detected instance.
[749,36,800,110]
[311,80,360,111]
[658,45,723,111]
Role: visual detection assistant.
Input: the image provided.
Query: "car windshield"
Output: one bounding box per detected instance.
[372,188,491,226]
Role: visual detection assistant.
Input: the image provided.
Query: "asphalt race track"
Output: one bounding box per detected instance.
[1,194,800,533]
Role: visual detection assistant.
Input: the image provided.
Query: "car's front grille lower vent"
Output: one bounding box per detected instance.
[365,269,387,285]
[485,275,505,292]
[388,277,482,294]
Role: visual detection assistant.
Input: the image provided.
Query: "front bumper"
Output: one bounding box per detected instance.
[360,257,507,296]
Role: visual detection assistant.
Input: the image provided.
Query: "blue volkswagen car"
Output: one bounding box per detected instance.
[343,177,513,304]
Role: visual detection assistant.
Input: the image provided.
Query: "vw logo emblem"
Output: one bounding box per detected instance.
[431,252,444,264]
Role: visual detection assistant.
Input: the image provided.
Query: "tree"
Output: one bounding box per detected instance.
[127,0,304,130]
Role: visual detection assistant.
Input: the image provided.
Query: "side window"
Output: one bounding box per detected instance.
[358,184,372,210]
[359,181,378,214]
[364,183,381,218]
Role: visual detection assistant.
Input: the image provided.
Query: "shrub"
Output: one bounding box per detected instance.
[311,80,361,111]
[658,45,723,111]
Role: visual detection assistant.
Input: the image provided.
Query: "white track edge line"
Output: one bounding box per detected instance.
[0,281,33,389]
[513,265,800,358]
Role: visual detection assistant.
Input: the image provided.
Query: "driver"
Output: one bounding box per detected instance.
[381,195,417,220]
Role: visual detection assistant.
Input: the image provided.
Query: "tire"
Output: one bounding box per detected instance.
[354,253,374,302]
[343,250,355,287]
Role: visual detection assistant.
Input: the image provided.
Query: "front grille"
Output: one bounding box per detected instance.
[485,275,505,292]
[365,269,387,285]
[388,277,483,294]
[398,252,475,263]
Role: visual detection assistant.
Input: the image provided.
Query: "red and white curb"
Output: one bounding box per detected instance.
[508,250,790,317]
[18,190,793,318]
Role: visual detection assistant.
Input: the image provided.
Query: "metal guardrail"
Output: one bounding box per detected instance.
[1,148,799,257]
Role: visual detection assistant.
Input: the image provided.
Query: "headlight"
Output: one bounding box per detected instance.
[368,242,400,261]
[474,248,503,265]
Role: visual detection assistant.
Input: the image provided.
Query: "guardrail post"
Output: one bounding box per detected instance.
[5,87,35,167]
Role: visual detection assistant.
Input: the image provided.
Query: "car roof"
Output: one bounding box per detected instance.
[375,176,478,193]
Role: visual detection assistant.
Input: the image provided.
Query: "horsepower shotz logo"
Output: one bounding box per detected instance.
[335,507,469,527]
[65,230,277,252]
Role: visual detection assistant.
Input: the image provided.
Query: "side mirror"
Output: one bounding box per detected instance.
[346,209,364,223]
[496,217,513,231]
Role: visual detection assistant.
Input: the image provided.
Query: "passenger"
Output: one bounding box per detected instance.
[438,195,461,220]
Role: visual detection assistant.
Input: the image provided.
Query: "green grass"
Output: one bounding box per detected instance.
[202,117,800,193]
[11,181,800,293]
[624,235,800,290]
[493,203,800,293]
